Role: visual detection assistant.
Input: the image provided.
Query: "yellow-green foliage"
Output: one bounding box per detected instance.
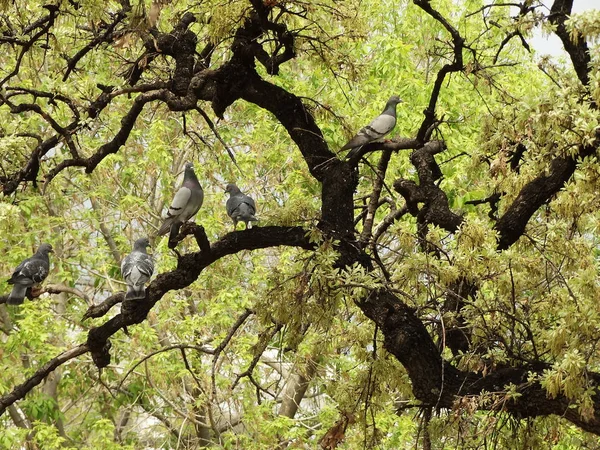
[1,0,600,448]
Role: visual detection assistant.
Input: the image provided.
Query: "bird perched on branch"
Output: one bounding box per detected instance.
[225,183,258,230]
[342,95,403,160]
[121,237,154,300]
[7,243,53,305]
[157,162,204,242]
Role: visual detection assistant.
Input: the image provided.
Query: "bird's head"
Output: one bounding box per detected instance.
[388,95,403,105]
[134,237,151,250]
[225,183,240,195]
[39,243,53,254]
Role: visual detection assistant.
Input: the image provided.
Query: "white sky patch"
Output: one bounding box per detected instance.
[530,0,598,57]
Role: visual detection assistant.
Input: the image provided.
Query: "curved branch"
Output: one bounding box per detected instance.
[0,226,312,417]
[44,283,92,305]
[0,5,60,86]
[44,89,167,185]
[359,288,600,435]
[87,226,313,367]
[413,0,464,142]
[1,135,60,194]
[63,9,129,82]
[494,143,596,250]
[550,0,591,88]
[82,293,123,320]
[0,344,89,417]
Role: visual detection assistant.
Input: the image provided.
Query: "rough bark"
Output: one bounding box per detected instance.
[1,0,600,439]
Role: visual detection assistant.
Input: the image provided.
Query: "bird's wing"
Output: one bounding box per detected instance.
[341,114,396,150]
[226,196,242,217]
[228,197,256,221]
[9,258,28,282]
[241,195,256,213]
[16,259,48,283]
[180,187,203,221]
[121,254,133,279]
[166,186,192,219]
[122,253,154,280]
[365,113,396,137]
[136,254,154,278]
[237,203,256,220]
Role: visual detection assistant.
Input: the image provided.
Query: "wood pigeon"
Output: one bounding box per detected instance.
[7,243,53,305]
[225,183,258,230]
[342,95,403,160]
[121,237,154,300]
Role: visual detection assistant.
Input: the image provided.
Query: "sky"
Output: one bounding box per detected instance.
[531,0,598,57]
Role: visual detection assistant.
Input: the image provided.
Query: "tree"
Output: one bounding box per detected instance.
[0,0,599,447]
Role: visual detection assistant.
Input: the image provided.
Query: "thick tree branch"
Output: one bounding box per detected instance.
[394,141,463,233]
[347,137,421,165]
[82,293,124,320]
[88,226,313,366]
[0,227,312,417]
[231,67,356,236]
[549,0,591,88]
[359,288,600,434]
[494,143,596,250]
[278,357,318,419]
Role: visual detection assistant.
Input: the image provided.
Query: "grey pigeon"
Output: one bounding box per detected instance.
[7,243,53,305]
[342,95,403,160]
[225,183,258,230]
[121,237,154,300]
[157,162,204,241]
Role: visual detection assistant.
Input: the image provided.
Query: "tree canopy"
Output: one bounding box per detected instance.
[1,0,600,448]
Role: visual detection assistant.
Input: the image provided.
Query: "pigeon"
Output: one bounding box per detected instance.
[157,162,204,241]
[7,243,53,305]
[121,237,154,300]
[342,95,403,160]
[225,183,258,230]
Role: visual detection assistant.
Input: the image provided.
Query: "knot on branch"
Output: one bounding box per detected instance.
[87,330,112,369]
[175,12,197,32]
[82,292,123,320]
[394,141,462,233]
[411,141,445,183]
[167,222,211,253]
[232,9,296,76]
[142,13,197,96]
[121,296,153,325]
[217,65,254,117]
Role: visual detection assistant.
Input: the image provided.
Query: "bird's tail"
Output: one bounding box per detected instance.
[168,221,183,246]
[345,145,364,160]
[125,285,146,300]
[7,284,27,305]
[244,215,259,229]
[157,217,174,236]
